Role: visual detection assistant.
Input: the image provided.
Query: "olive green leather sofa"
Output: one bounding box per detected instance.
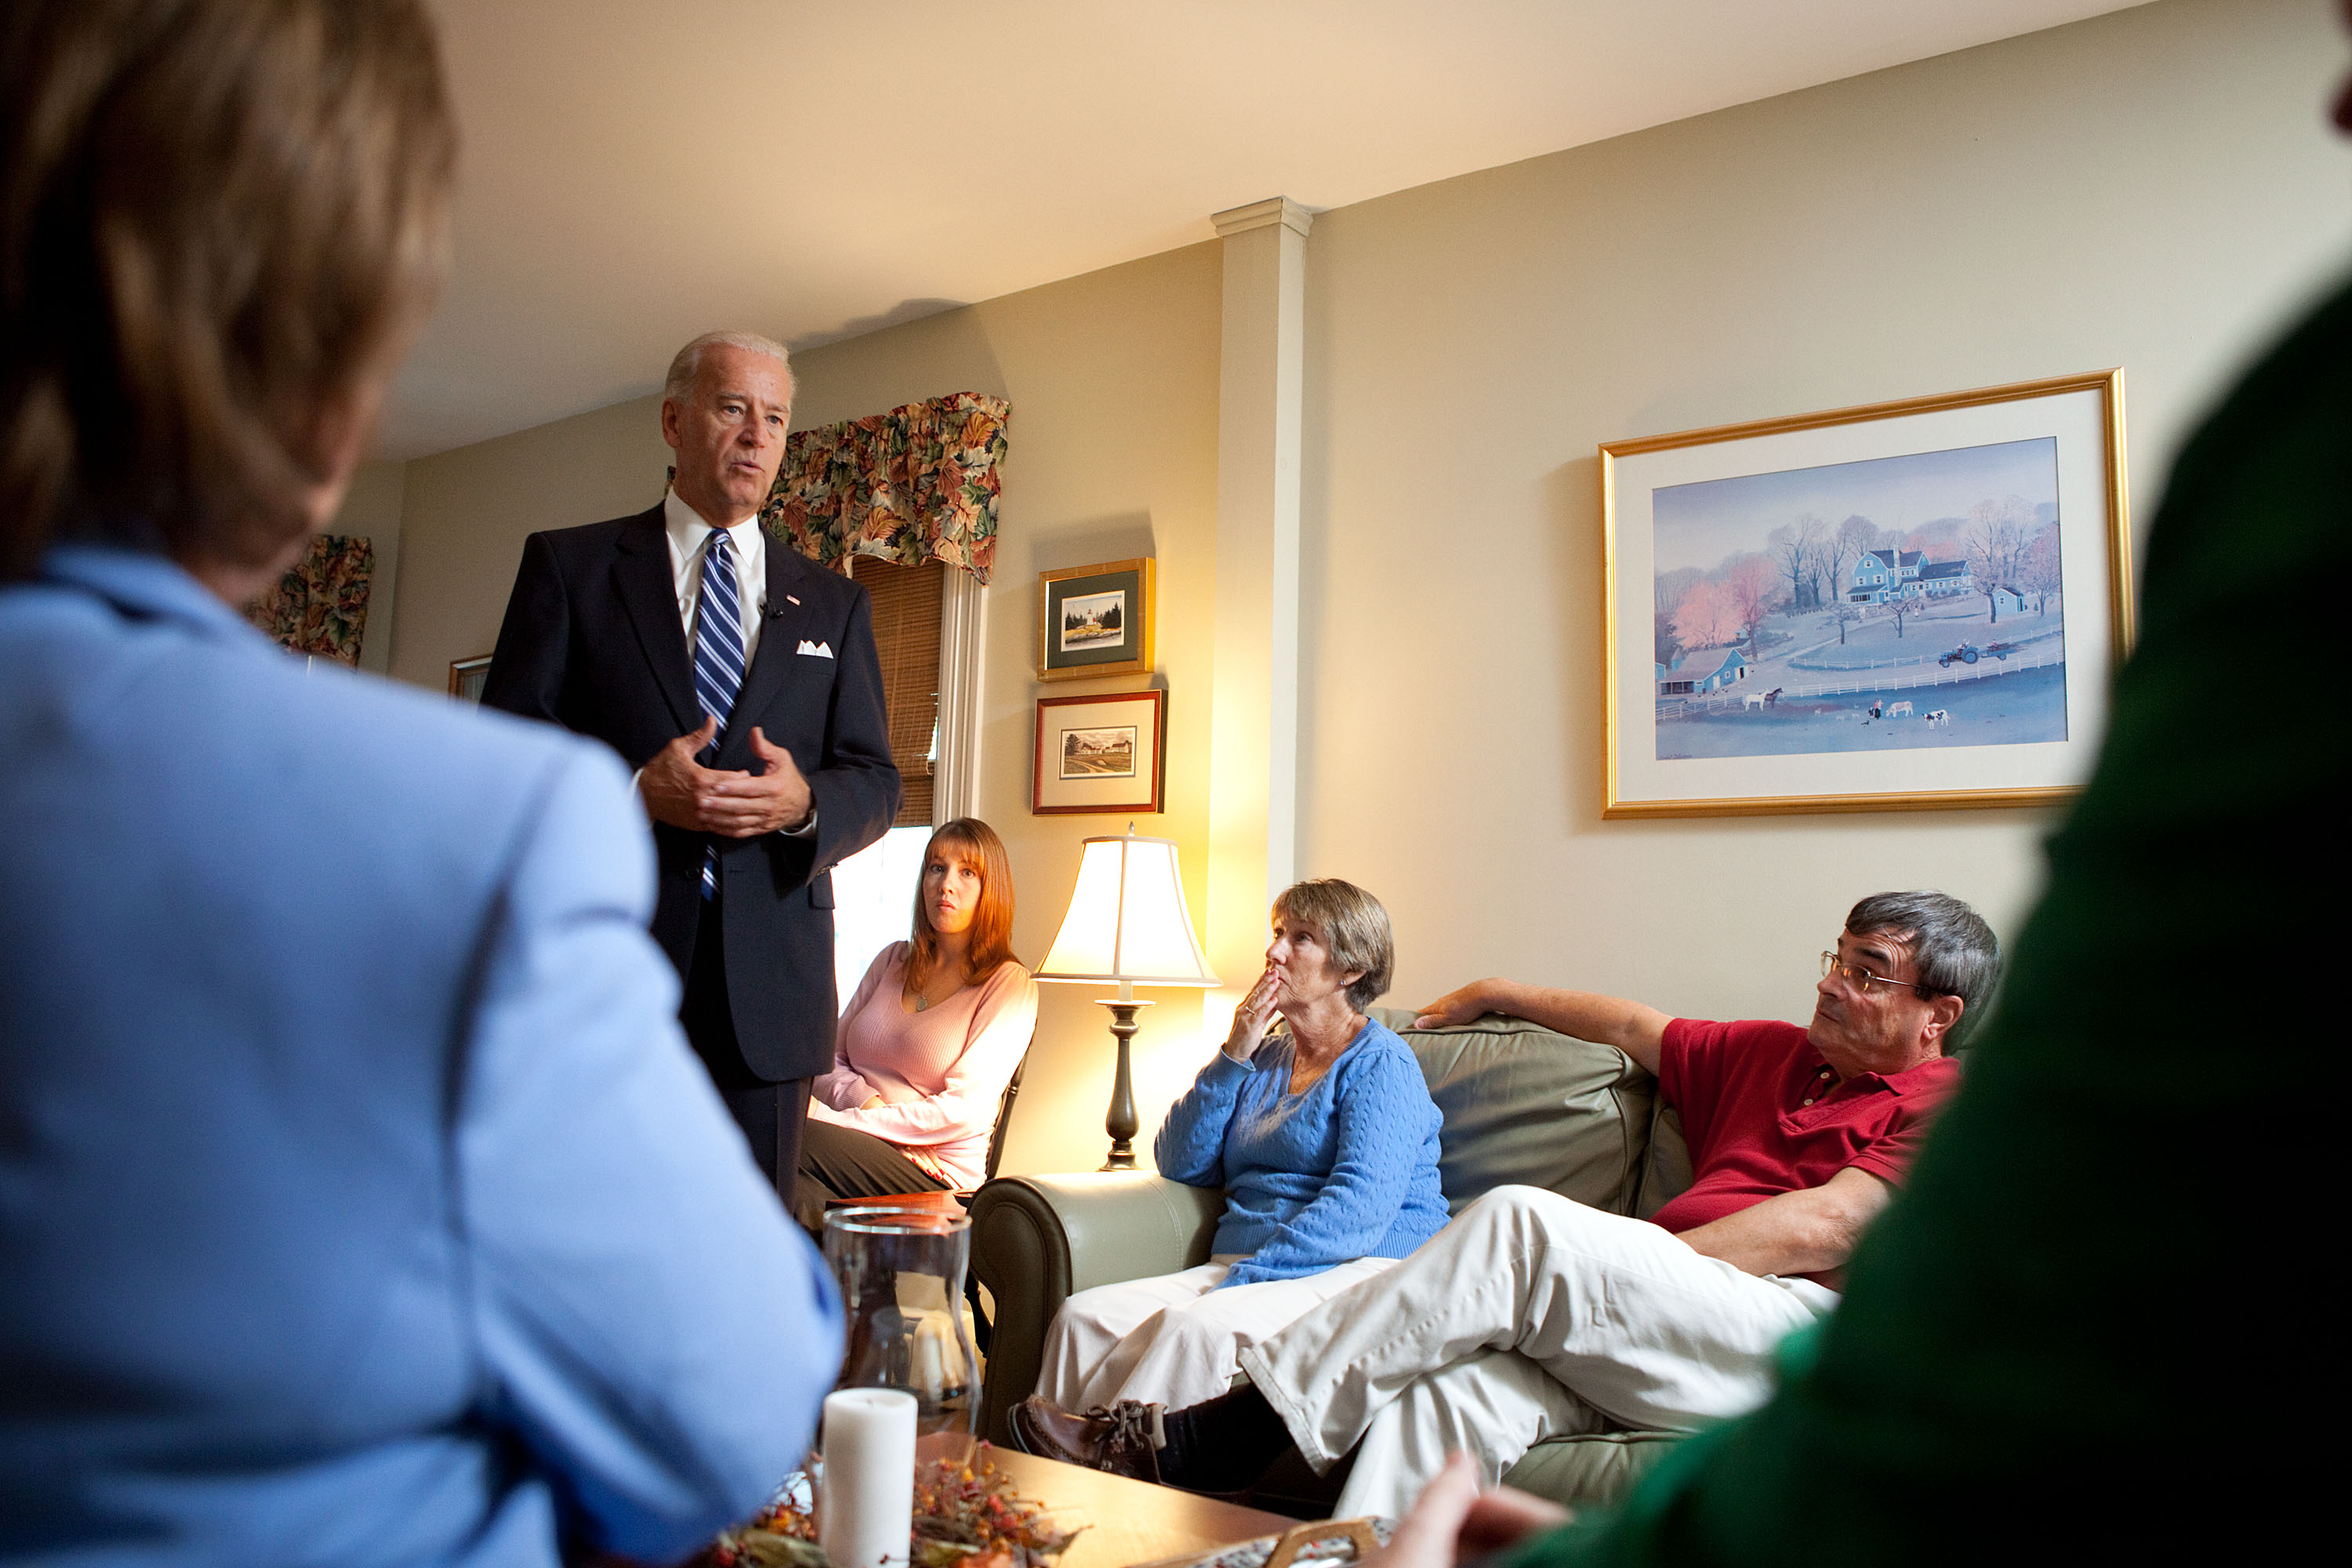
[966,1007,1697,1515]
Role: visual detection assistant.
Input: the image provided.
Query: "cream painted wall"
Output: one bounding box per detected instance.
[388,395,672,690]
[327,459,406,675]
[377,0,2349,1176]
[1294,0,2351,1030]
[783,245,1225,1178]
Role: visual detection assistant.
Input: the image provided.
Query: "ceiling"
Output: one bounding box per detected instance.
[384,0,2149,460]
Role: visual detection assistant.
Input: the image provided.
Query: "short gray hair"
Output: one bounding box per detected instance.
[662,330,795,405]
[1846,890,2001,1044]
[1272,880,1395,1013]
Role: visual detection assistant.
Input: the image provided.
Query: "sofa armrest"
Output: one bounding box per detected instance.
[968,1172,1224,1443]
[1502,1429,1682,1510]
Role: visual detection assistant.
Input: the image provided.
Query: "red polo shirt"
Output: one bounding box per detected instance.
[1648,1017,1961,1235]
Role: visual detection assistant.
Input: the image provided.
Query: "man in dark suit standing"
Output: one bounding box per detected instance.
[482,331,899,1203]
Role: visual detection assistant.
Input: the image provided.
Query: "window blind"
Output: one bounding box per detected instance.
[848,555,944,828]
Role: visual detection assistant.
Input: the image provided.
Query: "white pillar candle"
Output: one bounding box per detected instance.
[820,1388,917,1568]
[911,1314,946,1399]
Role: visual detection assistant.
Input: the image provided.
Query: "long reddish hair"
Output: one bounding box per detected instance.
[904,818,1020,994]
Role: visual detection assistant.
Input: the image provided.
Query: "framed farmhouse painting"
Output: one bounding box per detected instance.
[1600,369,2132,818]
[1038,557,1155,681]
[1033,689,1166,815]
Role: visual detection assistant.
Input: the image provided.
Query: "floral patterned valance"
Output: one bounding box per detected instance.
[247,532,372,665]
[762,392,1009,583]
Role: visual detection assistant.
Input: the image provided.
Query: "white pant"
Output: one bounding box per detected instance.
[1040,1256,1399,1414]
[1235,1186,1838,1519]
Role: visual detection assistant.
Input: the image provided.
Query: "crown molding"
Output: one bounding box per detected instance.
[1210,196,1314,239]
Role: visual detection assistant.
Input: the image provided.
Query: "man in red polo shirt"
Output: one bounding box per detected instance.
[1011,891,1995,1519]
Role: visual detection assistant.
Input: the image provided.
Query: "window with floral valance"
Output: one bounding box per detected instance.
[761,392,1009,583]
[245,532,373,664]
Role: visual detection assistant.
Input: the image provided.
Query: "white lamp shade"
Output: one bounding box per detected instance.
[1035,835,1219,987]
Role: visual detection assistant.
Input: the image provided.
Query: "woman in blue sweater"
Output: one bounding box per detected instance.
[1022,880,1449,1426]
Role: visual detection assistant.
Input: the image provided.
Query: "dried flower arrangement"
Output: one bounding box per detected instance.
[705,1446,1082,1568]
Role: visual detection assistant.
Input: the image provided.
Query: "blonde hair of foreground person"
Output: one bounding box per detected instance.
[1,0,455,585]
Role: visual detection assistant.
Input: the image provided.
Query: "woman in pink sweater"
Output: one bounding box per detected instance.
[794,818,1038,1229]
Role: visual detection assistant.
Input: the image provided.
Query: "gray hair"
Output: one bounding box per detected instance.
[1272,880,1395,1013]
[1846,891,2001,1045]
[662,330,796,405]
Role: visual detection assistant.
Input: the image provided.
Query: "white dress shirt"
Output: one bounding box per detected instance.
[663,488,767,662]
[649,490,815,836]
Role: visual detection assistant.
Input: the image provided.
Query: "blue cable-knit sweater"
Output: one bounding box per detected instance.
[1152,1017,1448,1290]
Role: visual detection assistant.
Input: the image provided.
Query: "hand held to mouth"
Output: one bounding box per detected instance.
[1223,963,1284,1062]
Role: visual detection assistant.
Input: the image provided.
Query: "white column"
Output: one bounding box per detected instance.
[933,568,984,823]
[1204,196,1312,1026]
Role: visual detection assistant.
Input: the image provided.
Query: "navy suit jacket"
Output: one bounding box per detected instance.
[482,503,900,1080]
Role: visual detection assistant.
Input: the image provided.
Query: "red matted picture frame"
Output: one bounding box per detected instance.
[1032,689,1166,815]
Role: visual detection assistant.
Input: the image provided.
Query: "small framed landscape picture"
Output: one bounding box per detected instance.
[1600,369,2132,818]
[1038,558,1155,681]
[448,654,493,704]
[1033,689,1167,815]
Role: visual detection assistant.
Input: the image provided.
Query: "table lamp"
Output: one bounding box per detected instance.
[1033,827,1219,1169]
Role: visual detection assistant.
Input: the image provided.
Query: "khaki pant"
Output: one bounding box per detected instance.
[1040,1256,1399,1414]
[1236,1186,1837,1519]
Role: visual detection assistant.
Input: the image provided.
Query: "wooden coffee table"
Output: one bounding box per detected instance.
[918,1432,1296,1568]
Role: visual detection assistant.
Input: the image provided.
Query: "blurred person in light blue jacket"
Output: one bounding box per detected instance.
[0,3,841,1563]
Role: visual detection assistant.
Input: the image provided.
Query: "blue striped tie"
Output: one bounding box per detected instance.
[694,527,744,899]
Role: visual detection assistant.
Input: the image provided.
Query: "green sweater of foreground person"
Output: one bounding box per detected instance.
[1492,273,2349,1565]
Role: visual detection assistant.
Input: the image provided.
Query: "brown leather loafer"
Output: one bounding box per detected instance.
[1009,1395,1161,1483]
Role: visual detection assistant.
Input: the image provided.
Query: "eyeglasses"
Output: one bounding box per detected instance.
[1819,951,1936,996]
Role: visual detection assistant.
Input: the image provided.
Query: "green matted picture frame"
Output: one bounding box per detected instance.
[1037,557,1155,681]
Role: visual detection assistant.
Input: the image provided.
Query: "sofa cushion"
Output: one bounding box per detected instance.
[1368,1007,1657,1217]
[1634,1104,1693,1219]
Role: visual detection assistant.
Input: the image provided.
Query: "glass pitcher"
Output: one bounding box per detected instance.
[820,1204,981,1436]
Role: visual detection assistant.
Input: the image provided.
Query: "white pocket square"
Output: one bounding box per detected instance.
[796,639,834,658]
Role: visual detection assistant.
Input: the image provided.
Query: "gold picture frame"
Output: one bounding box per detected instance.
[1601,369,2132,818]
[1037,557,1155,681]
[448,654,492,704]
